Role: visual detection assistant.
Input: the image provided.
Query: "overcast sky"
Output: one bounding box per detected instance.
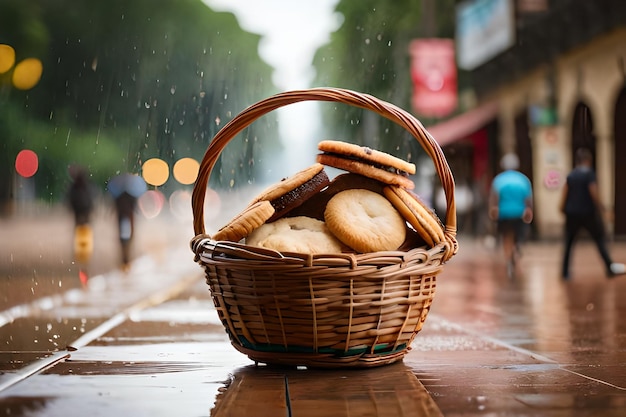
[204,0,342,89]
[203,0,342,175]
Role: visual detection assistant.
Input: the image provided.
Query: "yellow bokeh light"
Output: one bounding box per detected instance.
[173,157,200,185]
[142,158,170,187]
[0,44,16,74]
[12,58,43,90]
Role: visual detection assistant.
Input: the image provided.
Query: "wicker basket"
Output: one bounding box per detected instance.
[191,87,458,368]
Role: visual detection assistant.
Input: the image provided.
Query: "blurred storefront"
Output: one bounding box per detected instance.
[427,101,500,237]
[429,0,626,239]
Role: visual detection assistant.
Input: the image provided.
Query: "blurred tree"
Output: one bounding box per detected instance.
[0,0,278,212]
[312,0,457,163]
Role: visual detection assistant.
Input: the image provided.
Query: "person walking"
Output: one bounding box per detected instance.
[489,153,534,278]
[560,147,625,280]
[107,173,146,271]
[68,165,95,227]
[67,165,95,266]
[114,191,137,270]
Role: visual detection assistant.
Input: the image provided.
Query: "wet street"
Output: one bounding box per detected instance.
[1,210,626,416]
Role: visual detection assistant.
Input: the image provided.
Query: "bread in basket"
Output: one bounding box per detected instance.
[191,87,457,368]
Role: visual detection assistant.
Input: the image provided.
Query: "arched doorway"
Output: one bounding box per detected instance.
[571,102,597,167]
[613,87,626,236]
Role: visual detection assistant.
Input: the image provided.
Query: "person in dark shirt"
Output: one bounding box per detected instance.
[68,165,94,226]
[67,165,96,267]
[560,147,625,279]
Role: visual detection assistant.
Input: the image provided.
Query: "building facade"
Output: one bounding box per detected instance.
[428,0,626,239]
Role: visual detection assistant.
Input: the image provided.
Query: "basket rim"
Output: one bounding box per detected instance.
[192,236,447,284]
[191,87,458,262]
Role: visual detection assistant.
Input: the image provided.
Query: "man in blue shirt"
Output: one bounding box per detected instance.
[560,147,625,279]
[489,153,534,278]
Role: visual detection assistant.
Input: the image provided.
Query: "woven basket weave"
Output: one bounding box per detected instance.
[191,88,458,368]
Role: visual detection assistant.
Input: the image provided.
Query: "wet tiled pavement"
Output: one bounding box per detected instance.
[414,239,626,416]
[1,215,626,415]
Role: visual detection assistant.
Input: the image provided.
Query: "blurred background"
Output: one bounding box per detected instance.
[1,0,626,304]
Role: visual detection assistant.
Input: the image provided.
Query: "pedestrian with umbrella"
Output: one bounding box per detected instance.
[107,173,147,270]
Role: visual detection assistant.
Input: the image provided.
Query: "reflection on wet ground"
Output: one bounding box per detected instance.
[0,317,103,352]
[411,238,626,416]
[1,218,626,415]
[210,362,441,417]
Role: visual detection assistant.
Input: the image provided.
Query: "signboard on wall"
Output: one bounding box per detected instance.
[409,38,457,118]
[530,105,558,126]
[456,0,516,70]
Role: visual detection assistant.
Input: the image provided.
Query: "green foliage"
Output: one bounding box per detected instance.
[0,0,279,206]
[312,0,457,163]
[1,105,136,201]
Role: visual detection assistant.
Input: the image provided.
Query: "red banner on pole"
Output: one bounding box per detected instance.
[410,38,457,118]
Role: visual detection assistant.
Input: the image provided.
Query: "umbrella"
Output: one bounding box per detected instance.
[107,173,147,198]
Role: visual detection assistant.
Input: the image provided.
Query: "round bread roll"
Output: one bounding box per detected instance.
[324,189,406,253]
[285,173,386,220]
[246,216,344,254]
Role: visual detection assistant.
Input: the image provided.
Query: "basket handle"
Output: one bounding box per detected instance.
[192,87,458,261]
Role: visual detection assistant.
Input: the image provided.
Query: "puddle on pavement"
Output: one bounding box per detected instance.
[0,396,52,417]
[92,321,226,345]
[46,360,213,375]
[516,392,626,410]
[0,269,480,416]
[128,299,221,325]
[53,341,248,369]
[1,342,249,417]
[2,332,444,417]
[0,316,104,352]
[2,371,227,417]
[210,362,442,417]
[0,352,54,373]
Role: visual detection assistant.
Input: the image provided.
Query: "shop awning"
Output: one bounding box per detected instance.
[425,100,499,147]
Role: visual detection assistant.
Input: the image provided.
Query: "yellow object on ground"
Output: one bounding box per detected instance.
[74,224,94,263]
